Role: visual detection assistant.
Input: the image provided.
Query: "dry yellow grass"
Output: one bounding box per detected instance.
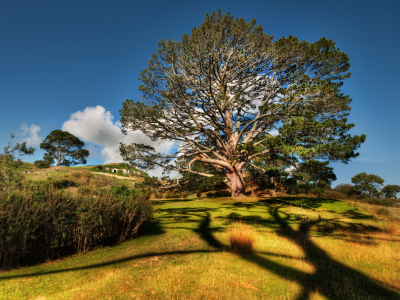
[383,221,398,234]
[229,222,255,256]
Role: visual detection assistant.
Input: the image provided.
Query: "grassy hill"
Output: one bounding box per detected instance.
[1,194,399,299]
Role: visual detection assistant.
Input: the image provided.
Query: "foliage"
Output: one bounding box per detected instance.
[119,10,365,197]
[351,173,384,198]
[381,185,400,200]
[334,183,356,196]
[0,185,153,269]
[294,160,336,189]
[358,197,396,207]
[0,134,35,190]
[34,158,52,168]
[40,130,89,166]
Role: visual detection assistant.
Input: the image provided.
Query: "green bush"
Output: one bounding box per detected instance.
[206,191,231,198]
[196,191,202,198]
[155,193,163,199]
[0,185,153,269]
[52,179,75,189]
[180,192,188,198]
[34,160,51,169]
[213,191,231,197]
[78,186,92,195]
[358,197,395,207]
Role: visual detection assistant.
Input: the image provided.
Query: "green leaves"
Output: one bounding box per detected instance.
[40,130,89,166]
[0,134,35,190]
[119,10,365,195]
[351,172,385,198]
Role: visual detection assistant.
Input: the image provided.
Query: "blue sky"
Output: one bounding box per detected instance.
[1,0,399,185]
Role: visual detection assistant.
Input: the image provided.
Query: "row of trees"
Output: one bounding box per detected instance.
[335,173,400,199]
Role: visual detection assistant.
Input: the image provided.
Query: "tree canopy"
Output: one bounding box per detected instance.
[38,130,89,167]
[351,172,384,198]
[120,10,366,197]
[382,185,400,200]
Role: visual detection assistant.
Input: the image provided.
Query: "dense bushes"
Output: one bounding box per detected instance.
[357,197,395,207]
[206,191,231,198]
[0,185,153,269]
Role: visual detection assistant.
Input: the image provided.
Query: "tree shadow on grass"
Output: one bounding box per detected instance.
[2,200,399,299]
[150,199,194,205]
[200,206,400,299]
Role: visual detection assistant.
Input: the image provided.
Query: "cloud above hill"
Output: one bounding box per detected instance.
[19,123,42,147]
[62,105,177,177]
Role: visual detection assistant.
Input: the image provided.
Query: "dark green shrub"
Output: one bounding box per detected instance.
[78,186,92,195]
[34,160,51,168]
[180,192,188,199]
[0,185,153,269]
[206,192,214,198]
[358,197,395,207]
[214,191,231,197]
[52,179,75,189]
[196,191,202,198]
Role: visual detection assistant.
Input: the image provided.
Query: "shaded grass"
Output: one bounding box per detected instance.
[1,196,399,299]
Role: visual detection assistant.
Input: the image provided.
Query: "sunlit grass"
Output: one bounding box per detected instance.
[1,196,399,299]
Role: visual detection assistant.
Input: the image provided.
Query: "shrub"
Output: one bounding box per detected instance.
[180,192,188,198]
[334,183,355,196]
[229,222,254,256]
[206,192,214,198]
[196,191,202,198]
[214,191,231,197]
[0,185,153,269]
[52,179,75,189]
[155,193,163,199]
[34,160,51,169]
[322,190,348,200]
[69,170,93,186]
[78,186,92,195]
[358,197,395,207]
[90,175,115,188]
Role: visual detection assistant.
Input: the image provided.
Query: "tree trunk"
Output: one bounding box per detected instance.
[251,178,255,196]
[227,170,245,197]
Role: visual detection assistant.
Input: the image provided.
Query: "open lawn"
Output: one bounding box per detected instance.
[1,196,399,299]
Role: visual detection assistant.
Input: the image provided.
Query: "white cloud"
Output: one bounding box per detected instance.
[61,106,177,177]
[19,124,42,146]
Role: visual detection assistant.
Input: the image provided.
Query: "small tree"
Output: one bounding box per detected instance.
[40,130,89,167]
[382,185,400,200]
[0,134,35,190]
[351,173,384,198]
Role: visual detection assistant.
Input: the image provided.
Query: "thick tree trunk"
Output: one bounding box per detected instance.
[227,170,245,197]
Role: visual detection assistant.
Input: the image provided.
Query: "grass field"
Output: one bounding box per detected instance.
[1,196,399,299]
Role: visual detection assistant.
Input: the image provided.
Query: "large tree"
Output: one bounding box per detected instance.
[39,130,89,167]
[119,11,365,197]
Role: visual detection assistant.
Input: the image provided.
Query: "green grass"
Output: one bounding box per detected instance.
[1,196,399,299]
